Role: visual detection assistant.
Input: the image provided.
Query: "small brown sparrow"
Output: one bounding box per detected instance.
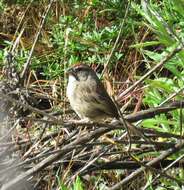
[66,64,119,122]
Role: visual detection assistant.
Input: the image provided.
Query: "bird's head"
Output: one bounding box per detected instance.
[67,64,96,82]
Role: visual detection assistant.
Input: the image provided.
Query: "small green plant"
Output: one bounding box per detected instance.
[57,176,84,190]
[132,0,184,188]
[0,0,5,12]
[72,176,84,190]
[132,0,184,133]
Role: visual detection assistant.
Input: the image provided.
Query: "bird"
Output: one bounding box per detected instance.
[66,64,119,122]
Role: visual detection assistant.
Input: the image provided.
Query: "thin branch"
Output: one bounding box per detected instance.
[108,140,184,190]
[125,100,184,122]
[118,47,183,100]
[101,1,131,76]
[1,126,115,190]
[141,153,184,190]
[20,0,54,79]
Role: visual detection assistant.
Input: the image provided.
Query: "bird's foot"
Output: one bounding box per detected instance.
[110,118,120,126]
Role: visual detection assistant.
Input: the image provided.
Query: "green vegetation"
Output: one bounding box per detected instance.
[0,0,184,189]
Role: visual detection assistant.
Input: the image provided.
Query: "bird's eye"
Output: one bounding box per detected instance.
[76,68,82,72]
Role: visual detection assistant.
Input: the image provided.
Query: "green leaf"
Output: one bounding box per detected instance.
[56,176,69,190]
[72,176,84,190]
[173,0,184,17]
[130,41,161,48]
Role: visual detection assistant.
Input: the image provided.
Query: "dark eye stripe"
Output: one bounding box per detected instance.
[76,68,82,71]
[75,67,88,72]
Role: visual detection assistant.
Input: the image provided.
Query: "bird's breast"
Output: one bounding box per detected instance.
[66,75,78,100]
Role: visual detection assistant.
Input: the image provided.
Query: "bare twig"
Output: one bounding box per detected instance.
[1,126,115,190]
[20,0,54,79]
[118,47,183,100]
[125,100,184,122]
[108,140,184,190]
[0,92,58,121]
[141,153,184,190]
[101,1,131,76]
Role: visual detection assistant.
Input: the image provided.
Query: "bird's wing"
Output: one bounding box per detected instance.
[78,81,119,119]
[96,82,119,118]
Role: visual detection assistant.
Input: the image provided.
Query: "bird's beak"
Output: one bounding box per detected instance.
[66,67,74,75]
[66,67,79,80]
